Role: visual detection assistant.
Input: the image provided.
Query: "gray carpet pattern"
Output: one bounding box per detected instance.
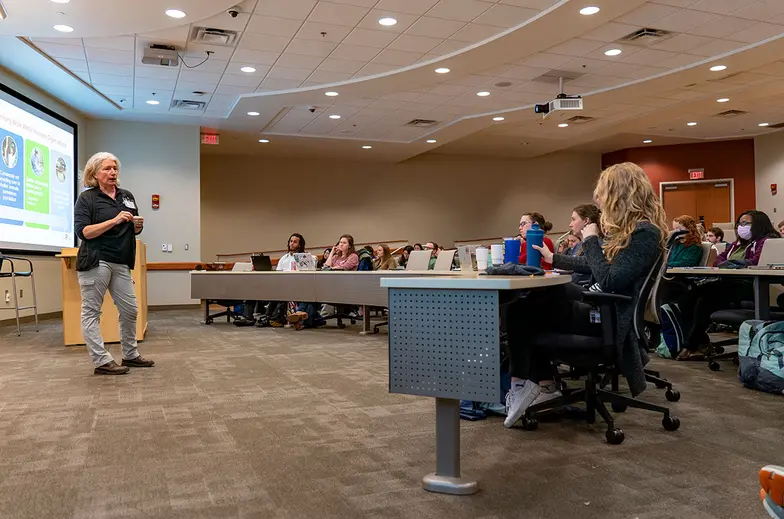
[0,309,782,519]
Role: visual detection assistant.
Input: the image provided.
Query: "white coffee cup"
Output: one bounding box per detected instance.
[476,247,489,271]
[490,244,503,266]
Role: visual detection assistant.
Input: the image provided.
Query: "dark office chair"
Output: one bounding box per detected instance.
[0,253,39,336]
[705,303,784,371]
[522,251,681,445]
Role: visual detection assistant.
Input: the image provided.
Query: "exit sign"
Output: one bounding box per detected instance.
[201,134,219,145]
[689,168,704,180]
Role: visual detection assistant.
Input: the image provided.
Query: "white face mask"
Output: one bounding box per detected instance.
[737,225,752,240]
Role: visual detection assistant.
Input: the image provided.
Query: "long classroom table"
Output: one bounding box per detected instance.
[190,270,459,333]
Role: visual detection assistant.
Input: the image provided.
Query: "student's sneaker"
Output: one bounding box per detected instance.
[269,320,285,328]
[760,465,784,518]
[503,380,540,428]
[532,384,562,407]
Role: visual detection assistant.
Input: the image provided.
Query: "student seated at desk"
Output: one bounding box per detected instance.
[374,244,398,270]
[676,210,780,360]
[424,242,439,270]
[398,245,413,268]
[288,235,358,330]
[503,162,668,427]
[518,212,554,269]
[707,227,725,245]
[256,233,306,328]
[564,204,603,286]
[668,215,703,267]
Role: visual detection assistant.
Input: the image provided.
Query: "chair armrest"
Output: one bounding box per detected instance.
[581,291,632,305]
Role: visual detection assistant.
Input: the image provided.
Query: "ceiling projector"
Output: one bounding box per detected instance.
[535,94,583,116]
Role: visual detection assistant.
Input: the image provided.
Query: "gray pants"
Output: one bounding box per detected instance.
[78,261,139,367]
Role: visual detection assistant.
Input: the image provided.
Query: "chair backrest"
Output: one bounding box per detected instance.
[406,250,431,271]
[700,242,717,266]
[231,262,253,272]
[758,238,784,265]
[634,250,666,343]
[433,249,456,271]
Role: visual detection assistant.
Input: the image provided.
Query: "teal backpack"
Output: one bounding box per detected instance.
[738,320,784,395]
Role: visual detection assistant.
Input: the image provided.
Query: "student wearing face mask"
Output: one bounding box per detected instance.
[677,210,780,360]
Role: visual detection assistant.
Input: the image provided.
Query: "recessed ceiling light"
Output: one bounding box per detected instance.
[717,98,729,103]
[426,139,436,143]
[643,140,652,144]
[259,139,269,143]
[558,123,569,128]
[604,49,622,56]
[710,65,727,72]
[325,91,339,97]
[146,100,160,105]
[435,67,450,74]
[580,6,600,15]
[476,91,490,97]
[378,17,398,26]
[687,122,697,126]
[240,66,256,73]
[247,111,260,116]
[53,24,74,33]
[493,116,505,121]
[759,122,770,127]
[362,145,372,149]
[165,9,187,19]
[329,114,341,119]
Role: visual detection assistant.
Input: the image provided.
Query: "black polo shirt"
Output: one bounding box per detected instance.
[74,187,140,271]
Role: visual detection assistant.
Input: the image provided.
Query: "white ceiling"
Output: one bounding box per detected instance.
[2,0,784,161]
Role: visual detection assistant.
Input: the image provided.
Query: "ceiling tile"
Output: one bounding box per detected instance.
[387,34,443,53]
[134,76,178,89]
[377,0,440,15]
[177,70,224,84]
[53,57,89,73]
[687,38,745,56]
[371,48,423,66]
[231,49,282,65]
[450,23,504,43]
[650,33,715,53]
[307,2,370,26]
[220,74,265,88]
[580,22,641,43]
[616,3,681,26]
[547,38,605,57]
[260,78,305,90]
[620,48,678,66]
[329,43,381,61]
[653,9,719,32]
[38,43,87,60]
[214,84,254,96]
[306,70,355,83]
[426,0,494,22]
[415,92,457,104]
[83,36,135,51]
[690,15,756,38]
[285,38,338,56]
[135,65,180,79]
[182,43,235,61]
[88,62,135,76]
[498,0,558,7]
[85,48,134,64]
[318,57,367,73]
[267,66,313,80]
[90,74,134,87]
[180,58,228,75]
[137,26,190,46]
[727,22,784,43]
[356,10,420,33]
[343,28,399,48]
[30,37,82,47]
[93,85,133,97]
[516,52,573,69]
[654,53,703,69]
[473,4,540,28]
[406,17,465,40]
[647,0,700,6]
[295,21,354,43]
[687,0,757,15]
[255,0,318,20]
[239,33,292,52]
[429,39,470,55]
[355,62,399,75]
[175,80,219,93]
[276,53,326,69]
[498,65,549,80]
[246,15,305,38]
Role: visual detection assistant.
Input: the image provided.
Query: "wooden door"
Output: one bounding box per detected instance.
[662,182,732,228]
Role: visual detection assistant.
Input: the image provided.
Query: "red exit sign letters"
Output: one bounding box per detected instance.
[689,168,704,180]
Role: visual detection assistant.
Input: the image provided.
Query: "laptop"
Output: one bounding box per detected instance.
[232,262,253,272]
[406,250,432,271]
[293,253,317,271]
[251,254,272,272]
[433,249,457,271]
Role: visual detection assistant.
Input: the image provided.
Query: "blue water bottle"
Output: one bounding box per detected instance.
[526,223,545,267]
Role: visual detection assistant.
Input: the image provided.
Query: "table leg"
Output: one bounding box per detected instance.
[359,305,373,335]
[754,277,771,320]
[422,398,478,495]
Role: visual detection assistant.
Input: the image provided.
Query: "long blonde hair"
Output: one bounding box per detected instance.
[594,162,668,261]
[83,152,120,188]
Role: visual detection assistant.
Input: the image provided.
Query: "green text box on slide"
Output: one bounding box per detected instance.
[24,139,50,229]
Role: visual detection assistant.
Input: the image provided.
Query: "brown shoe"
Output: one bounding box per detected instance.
[287,311,308,324]
[94,360,130,375]
[122,356,155,367]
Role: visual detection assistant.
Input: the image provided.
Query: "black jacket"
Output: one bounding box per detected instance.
[73,187,140,271]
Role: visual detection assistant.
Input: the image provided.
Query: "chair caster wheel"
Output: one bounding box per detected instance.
[521,417,538,431]
[709,361,720,372]
[606,428,625,445]
[204,319,213,325]
[662,415,680,431]
[611,402,627,413]
[665,389,681,402]
[713,345,725,354]
[350,319,357,325]
[654,380,668,389]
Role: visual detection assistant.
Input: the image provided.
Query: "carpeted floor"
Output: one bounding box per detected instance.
[0,309,781,519]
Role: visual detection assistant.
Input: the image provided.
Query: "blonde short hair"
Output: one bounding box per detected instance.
[83,152,120,188]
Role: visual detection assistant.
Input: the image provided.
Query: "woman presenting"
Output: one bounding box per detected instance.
[73,152,154,375]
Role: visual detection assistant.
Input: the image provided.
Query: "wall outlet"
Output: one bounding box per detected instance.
[162,244,167,252]
[184,244,189,251]
[167,244,173,252]
[4,291,9,304]
[19,289,23,298]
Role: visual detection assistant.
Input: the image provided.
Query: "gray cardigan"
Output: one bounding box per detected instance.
[553,222,661,397]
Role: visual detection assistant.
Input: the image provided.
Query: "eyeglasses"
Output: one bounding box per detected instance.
[738,222,751,227]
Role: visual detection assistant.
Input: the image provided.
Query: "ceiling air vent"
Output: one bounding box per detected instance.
[618,27,676,46]
[715,110,748,117]
[171,99,207,110]
[566,115,595,124]
[405,119,439,128]
[190,27,239,46]
[532,69,584,84]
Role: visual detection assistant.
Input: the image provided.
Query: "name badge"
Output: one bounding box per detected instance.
[122,198,136,209]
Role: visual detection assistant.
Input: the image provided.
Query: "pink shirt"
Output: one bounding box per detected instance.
[330,252,358,270]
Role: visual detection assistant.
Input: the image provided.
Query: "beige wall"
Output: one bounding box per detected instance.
[200,152,602,260]
[755,131,784,224]
[0,66,88,321]
[85,121,201,305]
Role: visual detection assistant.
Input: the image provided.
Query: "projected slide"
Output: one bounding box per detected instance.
[0,85,76,253]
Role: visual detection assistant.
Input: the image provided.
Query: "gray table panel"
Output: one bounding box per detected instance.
[191,272,317,302]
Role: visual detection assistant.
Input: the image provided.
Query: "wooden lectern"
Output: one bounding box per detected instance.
[57,241,148,346]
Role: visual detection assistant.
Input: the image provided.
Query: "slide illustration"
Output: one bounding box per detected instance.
[0,129,24,226]
[24,138,50,229]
